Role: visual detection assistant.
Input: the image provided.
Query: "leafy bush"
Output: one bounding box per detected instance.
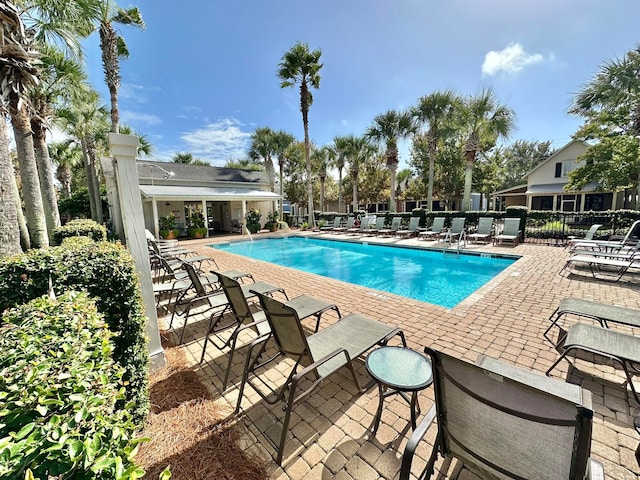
[0,292,146,480]
[52,219,107,246]
[0,239,149,424]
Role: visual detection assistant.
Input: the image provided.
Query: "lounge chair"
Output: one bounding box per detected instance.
[362,216,385,236]
[177,262,286,344]
[561,251,640,281]
[346,217,368,235]
[546,322,640,404]
[440,216,466,244]
[236,291,406,464]
[566,224,603,249]
[401,347,604,480]
[544,297,640,344]
[320,217,341,233]
[377,216,402,237]
[418,217,445,241]
[493,217,521,246]
[467,216,494,244]
[395,217,420,238]
[205,272,342,390]
[332,216,353,234]
[570,220,640,252]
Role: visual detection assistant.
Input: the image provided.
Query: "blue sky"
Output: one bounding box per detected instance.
[80,0,640,169]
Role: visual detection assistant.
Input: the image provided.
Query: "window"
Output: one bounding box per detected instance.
[561,160,575,177]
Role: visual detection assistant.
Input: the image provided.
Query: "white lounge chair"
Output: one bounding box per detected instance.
[418,217,445,241]
[561,251,640,281]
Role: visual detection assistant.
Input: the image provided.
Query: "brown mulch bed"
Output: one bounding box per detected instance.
[137,332,268,480]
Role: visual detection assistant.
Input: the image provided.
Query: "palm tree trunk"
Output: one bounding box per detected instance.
[301,87,314,227]
[264,157,275,192]
[427,139,436,211]
[278,160,284,214]
[338,166,343,213]
[389,162,397,212]
[0,114,21,256]
[32,117,61,240]
[462,151,475,212]
[352,172,358,213]
[100,22,120,133]
[320,177,325,212]
[86,138,103,223]
[10,100,49,247]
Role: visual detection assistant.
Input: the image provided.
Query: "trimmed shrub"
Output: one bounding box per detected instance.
[0,292,146,480]
[0,238,149,424]
[52,219,108,246]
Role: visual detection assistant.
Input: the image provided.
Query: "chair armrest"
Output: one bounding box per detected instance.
[587,458,605,480]
[400,404,437,480]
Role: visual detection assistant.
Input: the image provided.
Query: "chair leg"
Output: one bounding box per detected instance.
[276,376,299,465]
[545,349,571,377]
[543,308,561,343]
[234,336,270,414]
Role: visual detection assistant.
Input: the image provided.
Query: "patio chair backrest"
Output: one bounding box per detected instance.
[254,292,316,373]
[430,217,445,232]
[183,261,209,298]
[427,348,593,480]
[450,217,465,234]
[344,217,355,229]
[407,217,420,231]
[583,224,602,240]
[216,272,253,324]
[332,217,341,228]
[502,217,521,236]
[375,216,385,229]
[477,217,494,235]
[390,217,402,229]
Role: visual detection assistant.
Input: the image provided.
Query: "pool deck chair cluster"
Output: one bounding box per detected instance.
[401,348,604,480]
[235,292,405,465]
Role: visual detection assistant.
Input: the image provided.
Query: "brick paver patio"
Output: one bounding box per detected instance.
[159,230,640,480]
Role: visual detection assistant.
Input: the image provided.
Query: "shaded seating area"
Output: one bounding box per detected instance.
[546,322,640,404]
[467,216,494,244]
[493,217,521,246]
[418,217,445,241]
[235,291,405,464]
[401,347,604,480]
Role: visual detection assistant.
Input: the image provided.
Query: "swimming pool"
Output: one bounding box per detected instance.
[212,237,518,308]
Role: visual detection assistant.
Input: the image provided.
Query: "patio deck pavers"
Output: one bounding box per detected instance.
[163,231,640,480]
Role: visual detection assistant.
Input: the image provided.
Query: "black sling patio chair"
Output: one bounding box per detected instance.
[401,348,604,480]
[235,291,405,464]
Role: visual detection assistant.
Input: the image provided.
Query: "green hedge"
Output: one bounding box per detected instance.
[0,239,149,424]
[0,292,146,480]
[52,219,107,246]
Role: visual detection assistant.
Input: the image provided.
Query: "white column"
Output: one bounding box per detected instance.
[241,200,247,236]
[201,200,208,237]
[108,133,165,370]
[151,198,159,240]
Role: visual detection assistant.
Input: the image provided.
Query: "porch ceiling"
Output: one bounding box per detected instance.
[140,185,281,202]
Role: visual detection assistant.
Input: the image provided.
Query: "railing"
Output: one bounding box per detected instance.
[523,212,617,245]
[242,224,254,242]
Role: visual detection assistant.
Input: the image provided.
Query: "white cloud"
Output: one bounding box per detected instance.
[120,110,162,126]
[180,118,251,165]
[482,42,550,76]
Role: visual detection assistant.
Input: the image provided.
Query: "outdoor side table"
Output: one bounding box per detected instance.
[366,346,433,434]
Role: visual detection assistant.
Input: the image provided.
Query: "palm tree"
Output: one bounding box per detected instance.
[459,89,516,212]
[272,130,295,214]
[366,109,416,212]
[413,90,459,211]
[95,0,145,133]
[0,105,21,256]
[248,127,277,191]
[327,136,349,213]
[29,45,86,239]
[311,146,329,211]
[49,140,83,199]
[278,42,322,227]
[342,135,374,213]
[119,124,152,156]
[0,2,49,247]
[58,85,110,222]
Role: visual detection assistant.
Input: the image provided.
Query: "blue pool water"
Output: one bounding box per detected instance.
[213,237,517,308]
